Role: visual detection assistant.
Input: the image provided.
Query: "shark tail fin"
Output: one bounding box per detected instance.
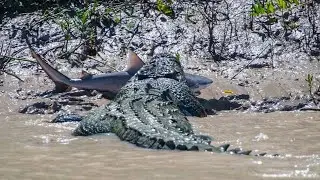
[30,49,71,93]
[123,50,145,75]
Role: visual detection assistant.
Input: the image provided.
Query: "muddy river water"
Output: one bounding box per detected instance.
[0,92,319,180]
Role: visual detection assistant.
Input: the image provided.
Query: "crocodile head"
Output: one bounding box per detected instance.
[136,53,186,83]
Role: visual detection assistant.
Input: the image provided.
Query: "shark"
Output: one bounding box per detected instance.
[30,49,213,98]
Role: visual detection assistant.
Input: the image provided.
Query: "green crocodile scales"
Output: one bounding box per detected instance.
[71,53,254,154]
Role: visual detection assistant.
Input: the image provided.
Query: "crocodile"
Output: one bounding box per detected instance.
[68,53,255,155]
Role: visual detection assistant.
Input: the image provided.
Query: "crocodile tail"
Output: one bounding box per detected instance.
[111,117,223,151]
[213,144,280,156]
[112,118,257,155]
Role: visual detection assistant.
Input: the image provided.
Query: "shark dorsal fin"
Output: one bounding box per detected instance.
[123,50,145,75]
[80,70,93,80]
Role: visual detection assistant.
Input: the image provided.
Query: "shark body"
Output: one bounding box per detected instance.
[30,50,213,98]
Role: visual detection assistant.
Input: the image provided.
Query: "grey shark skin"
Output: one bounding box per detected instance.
[185,73,213,93]
[30,50,213,97]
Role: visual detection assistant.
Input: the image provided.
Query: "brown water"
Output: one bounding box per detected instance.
[0,92,319,180]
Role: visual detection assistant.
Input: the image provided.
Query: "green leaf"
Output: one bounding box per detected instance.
[59,20,69,31]
[93,0,98,12]
[277,0,287,10]
[266,0,275,14]
[105,7,112,15]
[259,4,265,14]
[251,12,259,17]
[308,74,311,80]
[81,9,90,25]
[65,34,71,41]
[157,0,174,17]
[114,17,120,24]
[175,53,180,62]
[251,4,259,16]
[306,74,313,84]
[252,2,265,15]
[43,10,49,17]
[89,31,95,44]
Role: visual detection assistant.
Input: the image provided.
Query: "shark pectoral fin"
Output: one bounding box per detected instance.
[123,50,145,75]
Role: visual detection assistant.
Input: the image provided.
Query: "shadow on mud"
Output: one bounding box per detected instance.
[198,94,319,115]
